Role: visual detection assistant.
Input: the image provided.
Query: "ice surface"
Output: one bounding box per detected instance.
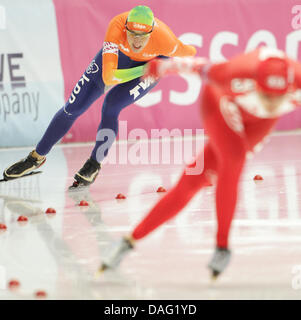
[0,133,300,299]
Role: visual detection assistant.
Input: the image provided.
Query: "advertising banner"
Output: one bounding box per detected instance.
[52,0,301,143]
[1,0,301,146]
[0,0,64,147]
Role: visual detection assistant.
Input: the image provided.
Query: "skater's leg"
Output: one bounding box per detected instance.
[207,142,245,278]
[71,56,162,187]
[3,50,105,180]
[37,50,146,158]
[214,144,246,248]
[97,144,218,273]
[201,84,248,249]
[90,75,159,163]
[90,55,168,163]
[73,57,169,187]
[132,144,217,240]
[36,51,106,156]
[200,84,248,276]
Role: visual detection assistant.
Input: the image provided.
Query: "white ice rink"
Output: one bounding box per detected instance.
[0,132,301,299]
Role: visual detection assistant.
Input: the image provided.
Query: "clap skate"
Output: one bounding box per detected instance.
[96,237,134,277]
[2,150,45,182]
[208,247,231,280]
[69,157,101,190]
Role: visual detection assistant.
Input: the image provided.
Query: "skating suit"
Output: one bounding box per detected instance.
[132,48,301,248]
[35,12,196,163]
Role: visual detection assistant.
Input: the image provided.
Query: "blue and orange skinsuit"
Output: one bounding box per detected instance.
[35,12,196,162]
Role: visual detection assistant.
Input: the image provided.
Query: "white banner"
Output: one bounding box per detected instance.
[0,0,64,147]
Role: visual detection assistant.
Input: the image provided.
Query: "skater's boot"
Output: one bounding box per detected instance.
[71,157,101,189]
[208,247,231,280]
[3,150,46,181]
[97,237,134,275]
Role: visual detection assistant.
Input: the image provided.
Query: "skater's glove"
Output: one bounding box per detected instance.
[143,59,162,80]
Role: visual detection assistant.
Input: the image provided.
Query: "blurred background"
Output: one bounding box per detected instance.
[0,0,300,148]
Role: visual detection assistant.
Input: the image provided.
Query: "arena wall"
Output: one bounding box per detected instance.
[0,0,300,146]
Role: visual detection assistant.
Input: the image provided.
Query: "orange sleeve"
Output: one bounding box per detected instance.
[102,14,126,86]
[155,20,196,57]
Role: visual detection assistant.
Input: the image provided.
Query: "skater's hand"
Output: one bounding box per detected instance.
[143,59,162,80]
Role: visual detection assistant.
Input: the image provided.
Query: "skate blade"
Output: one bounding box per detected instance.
[211,274,218,282]
[210,270,220,282]
[94,264,108,279]
[68,181,89,191]
[0,171,42,183]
